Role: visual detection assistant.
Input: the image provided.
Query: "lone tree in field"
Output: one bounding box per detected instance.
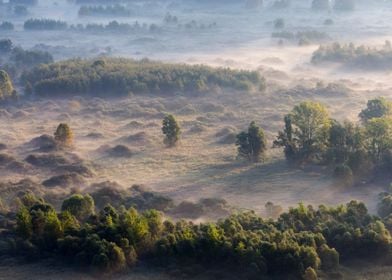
[274,101,330,162]
[54,123,74,148]
[236,121,267,162]
[162,114,180,147]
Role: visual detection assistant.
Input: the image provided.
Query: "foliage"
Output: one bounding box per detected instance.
[303,267,318,280]
[236,121,267,162]
[359,97,392,123]
[274,101,330,163]
[54,123,74,148]
[0,70,16,101]
[6,196,392,277]
[312,42,392,70]
[61,194,95,221]
[162,115,181,147]
[275,99,392,182]
[21,58,264,97]
[24,18,68,30]
[10,47,53,68]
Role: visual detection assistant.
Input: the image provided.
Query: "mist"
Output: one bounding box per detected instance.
[1,0,392,279]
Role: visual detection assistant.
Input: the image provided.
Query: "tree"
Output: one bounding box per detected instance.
[364,117,392,164]
[61,194,95,221]
[162,114,180,147]
[275,102,330,162]
[319,244,339,270]
[54,123,74,148]
[16,207,33,239]
[236,121,267,162]
[0,70,15,100]
[326,120,363,165]
[274,115,297,161]
[303,267,318,280]
[359,97,392,123]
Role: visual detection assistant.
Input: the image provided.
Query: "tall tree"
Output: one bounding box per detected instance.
[275,101,330,162]
[0,70,15,100]
[54,123,74,148]
[236,121,267,162]
[162,114,180,147]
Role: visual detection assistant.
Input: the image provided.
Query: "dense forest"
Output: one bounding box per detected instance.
[0,192,391,279]
[21,58,265,97]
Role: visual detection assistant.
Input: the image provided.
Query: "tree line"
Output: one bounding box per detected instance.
[21,58,265,97]
[0,192,390,279]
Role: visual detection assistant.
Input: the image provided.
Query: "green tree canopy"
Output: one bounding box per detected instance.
[236,121,267,162]
[162,114,180,147]
[0,70,15,100]
[275,101,330,162]
[54,123,74,148]
[359,97,392,123]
